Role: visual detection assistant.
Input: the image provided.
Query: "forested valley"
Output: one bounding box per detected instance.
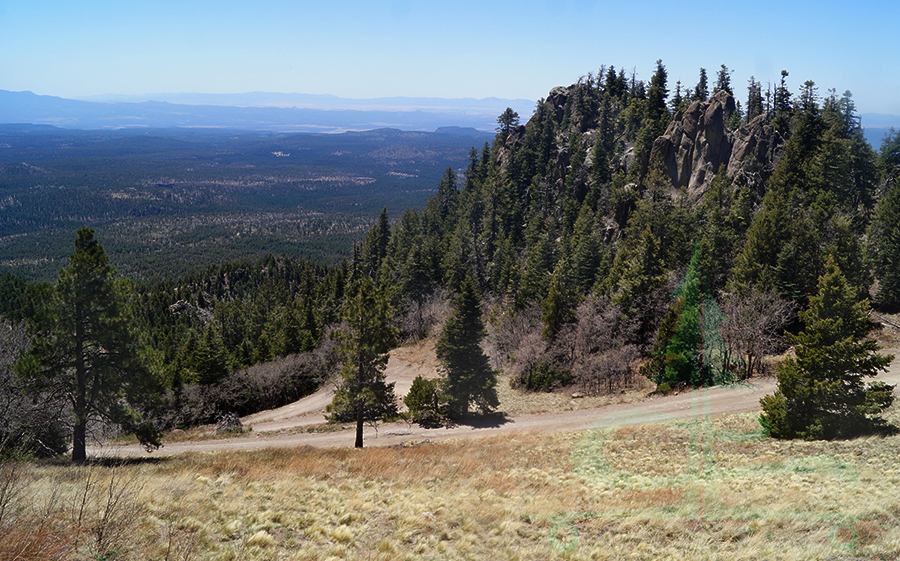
[4,60,900,458]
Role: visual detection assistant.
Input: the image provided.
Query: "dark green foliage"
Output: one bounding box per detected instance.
[436,276,499,417]
[654,247,703,386]
[0,318,69,458]
[760,259,895,440]
[403,375,444,426]
[497,108,520,140]
[731,81,877,305]
[515,360,573,393]
[693,68,709,101]
[14,228,160,462]
[0,274,29,322]
[869,129,900,308]
[171,345,337,428]
[745,77,763,122]
[649,243,732,387]
[328,277,399,447]
[714,64,733,95]
[880,127,900,176]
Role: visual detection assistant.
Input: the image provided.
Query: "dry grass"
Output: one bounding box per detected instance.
[5,408,900,560]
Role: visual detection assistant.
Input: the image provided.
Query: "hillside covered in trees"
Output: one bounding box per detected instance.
[4,60,900,455]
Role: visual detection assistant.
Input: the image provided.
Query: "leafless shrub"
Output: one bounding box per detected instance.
[720,288,796,379]
[558,295,642,395]
[0,460,24,530]
[398,289,450,342]
[88,466,142,557]
[572,344,641,395]
[485,304,543,371]
[489,296,643,395]
[162,520,200,561]
[0,319,69,458]
[174,335,339,426]
[504,331,548,388]
[0,516,76,561]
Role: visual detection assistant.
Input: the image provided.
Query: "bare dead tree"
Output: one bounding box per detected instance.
[720,288,796,379]
[484,304,542,371]
[398,289,450,343]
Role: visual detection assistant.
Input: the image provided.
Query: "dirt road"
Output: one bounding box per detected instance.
[90,342,900,458]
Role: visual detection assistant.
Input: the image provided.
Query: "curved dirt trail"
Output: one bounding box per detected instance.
[91,343,900,458]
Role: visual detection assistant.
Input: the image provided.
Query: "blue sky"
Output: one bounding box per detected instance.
[2,0,898,115]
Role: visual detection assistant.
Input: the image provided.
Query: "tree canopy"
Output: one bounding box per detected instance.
[760,259,895,439]
[14,228,160,462]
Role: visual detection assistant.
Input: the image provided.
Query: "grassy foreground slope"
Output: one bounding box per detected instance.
[5,409,900,560]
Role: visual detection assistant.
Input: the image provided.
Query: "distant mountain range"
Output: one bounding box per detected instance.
[861,113,900,147]
[1,89,896,146]
[0,90,536,133]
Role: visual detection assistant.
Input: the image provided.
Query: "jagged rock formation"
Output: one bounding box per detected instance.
[651,90,784,199]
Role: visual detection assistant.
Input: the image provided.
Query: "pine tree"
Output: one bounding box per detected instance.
[15,228,160,462]
[436,276,499,417]
[714,64,733,95]
[869,169,900,308]
[693,67,709,101]
[328,277,399,447]
[655,245,702,386]
[745,76,763,121]
[760,258,895,439]
[496,107,520,140]
[870,129,900,308]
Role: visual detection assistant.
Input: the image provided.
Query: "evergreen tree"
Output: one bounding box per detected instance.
[760,259,895,439]
[714,64,733,95]
[745,76,763,122]
[328,277,399,447]
[693,67,709,101]
[436,276,499,417]
[361,207,391,279]
[880,128,900,177]
[195,322,228,385]
[646,59,669,125]
[772,70,793,133]
[669,80,685,113]
[655,245,702,387]
[15,228,160,462]
[869,149,900,308]
[497,107,520,140]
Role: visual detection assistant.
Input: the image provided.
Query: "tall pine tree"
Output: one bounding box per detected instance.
[436,276,499,417]
[15,228,160,462]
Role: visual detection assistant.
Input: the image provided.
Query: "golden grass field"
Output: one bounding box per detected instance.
[4,402,900,560]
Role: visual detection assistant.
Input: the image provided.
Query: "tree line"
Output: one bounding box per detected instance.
[3,60,900,459]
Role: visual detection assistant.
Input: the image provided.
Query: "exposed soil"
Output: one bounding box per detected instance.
[91,330,900,458]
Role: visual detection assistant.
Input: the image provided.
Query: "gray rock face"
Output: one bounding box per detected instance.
[650,90,783,199]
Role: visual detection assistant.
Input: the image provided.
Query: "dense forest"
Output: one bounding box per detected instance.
[0,125,491,282]
[4,60,900,456]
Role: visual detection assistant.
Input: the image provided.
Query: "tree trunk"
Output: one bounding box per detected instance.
[355,400,364,448]
[73,315,87,463]
[72,420,86,463]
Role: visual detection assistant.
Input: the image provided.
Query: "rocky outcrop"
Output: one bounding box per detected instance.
[727,113,784,196]
[650,90,783,199]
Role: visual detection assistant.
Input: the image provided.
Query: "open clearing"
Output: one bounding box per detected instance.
[10,332,900,560]
[94,336,900,457]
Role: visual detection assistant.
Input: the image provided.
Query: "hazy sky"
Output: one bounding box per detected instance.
[2,0,898,115]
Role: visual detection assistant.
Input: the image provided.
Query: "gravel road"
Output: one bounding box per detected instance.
[89,344,900,458]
